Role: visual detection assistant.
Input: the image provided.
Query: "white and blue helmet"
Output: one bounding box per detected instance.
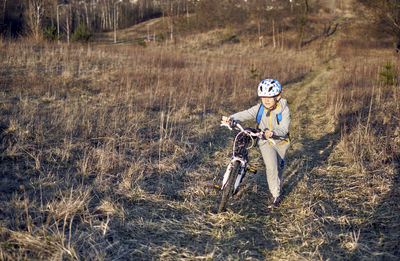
[257,78,282,97]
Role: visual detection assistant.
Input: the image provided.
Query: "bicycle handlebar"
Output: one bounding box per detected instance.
[220,120,280,145]
[220,121,260,135]
[221,119,287,142]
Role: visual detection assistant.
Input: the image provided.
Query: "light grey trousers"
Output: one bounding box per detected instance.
[258,139,290,198]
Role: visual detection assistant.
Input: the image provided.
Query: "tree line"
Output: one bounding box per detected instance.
[0,0,399,51]
[0,0,186,41]
[357,0,400,51]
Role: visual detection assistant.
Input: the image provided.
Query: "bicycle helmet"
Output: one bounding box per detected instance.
[257,78,282,97]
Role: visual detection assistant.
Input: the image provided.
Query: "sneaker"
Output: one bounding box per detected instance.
[268,196,281,209]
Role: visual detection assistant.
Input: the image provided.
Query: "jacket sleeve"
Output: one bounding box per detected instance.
[272,106,290,137]
[229,104,260,123]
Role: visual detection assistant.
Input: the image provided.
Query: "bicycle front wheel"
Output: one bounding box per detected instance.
[218,161,241,213]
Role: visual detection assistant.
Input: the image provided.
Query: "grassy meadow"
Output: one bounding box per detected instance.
[0,16,399,261]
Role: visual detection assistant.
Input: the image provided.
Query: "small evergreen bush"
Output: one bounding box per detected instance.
[156,33,165,43]
[249,64,259,79]
[137,37,146,47]
[43,24,59,41]
[72,24,92,42]
[379,61,397,86]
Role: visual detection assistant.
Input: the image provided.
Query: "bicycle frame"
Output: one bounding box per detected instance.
[219,122,262,193]
[217,120,286,212]
[217,121,263,212]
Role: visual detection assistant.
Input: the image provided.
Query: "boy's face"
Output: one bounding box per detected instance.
[261,95,280,110]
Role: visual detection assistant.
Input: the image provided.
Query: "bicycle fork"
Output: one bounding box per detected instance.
[221,156,246,193]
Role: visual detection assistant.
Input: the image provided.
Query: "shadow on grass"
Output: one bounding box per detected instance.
[280,110,400,259]
[3,100,398,259]
[282,132,337,200]
[348,165,400,260]
[135,117,232,199]
[101,110,400,259]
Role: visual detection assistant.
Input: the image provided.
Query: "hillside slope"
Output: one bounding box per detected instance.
[1,2,399,260]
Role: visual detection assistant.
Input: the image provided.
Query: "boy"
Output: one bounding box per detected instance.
[221,78,290,208]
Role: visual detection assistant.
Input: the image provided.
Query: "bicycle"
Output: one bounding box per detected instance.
[216,120,282,213]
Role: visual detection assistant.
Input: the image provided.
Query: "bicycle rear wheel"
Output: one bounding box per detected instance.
[218,161,241,213]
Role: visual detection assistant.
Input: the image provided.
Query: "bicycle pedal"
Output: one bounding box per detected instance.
[247,168,257,174]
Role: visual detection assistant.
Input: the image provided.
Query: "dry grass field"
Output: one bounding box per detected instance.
[0,8,399,260]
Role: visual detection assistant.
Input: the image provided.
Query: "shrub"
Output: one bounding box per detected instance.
[221,34,240,44]
[379,61,397,86]
[156,33,165,43]
[195,0,248,30]
[249,64,259,79]
[43,24,63,42]
[43,24,57,41]
[72,23,92,42]
[137,37,146,47]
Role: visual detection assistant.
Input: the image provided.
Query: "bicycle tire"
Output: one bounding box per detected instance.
[218,161,241,213]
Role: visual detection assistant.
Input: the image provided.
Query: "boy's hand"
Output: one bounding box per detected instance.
[263,130,274,139]
[221,116,237,128]
[221,116,230,125]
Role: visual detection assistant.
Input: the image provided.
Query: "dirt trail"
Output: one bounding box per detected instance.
[198,57,355,259]
[95,17,164,43]
[241,59,344,258]
[240,14,372,258]
[268,16,398,257]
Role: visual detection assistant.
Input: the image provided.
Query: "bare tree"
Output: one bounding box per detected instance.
[64,4,72,43]
[1,0,7,24]
[1,0,163,39]
[295,0,309,49]
[83,1,90,29]
[161,0,182,42]
[358,0,400,51]
[25,0,44,41]
[248,0,267,47]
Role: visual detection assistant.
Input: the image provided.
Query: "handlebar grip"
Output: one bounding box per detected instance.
[229,119,237,128]
[260,131,286,142]
[272,134,286,140]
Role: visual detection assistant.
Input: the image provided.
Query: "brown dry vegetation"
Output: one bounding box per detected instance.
[1,6,400,261]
